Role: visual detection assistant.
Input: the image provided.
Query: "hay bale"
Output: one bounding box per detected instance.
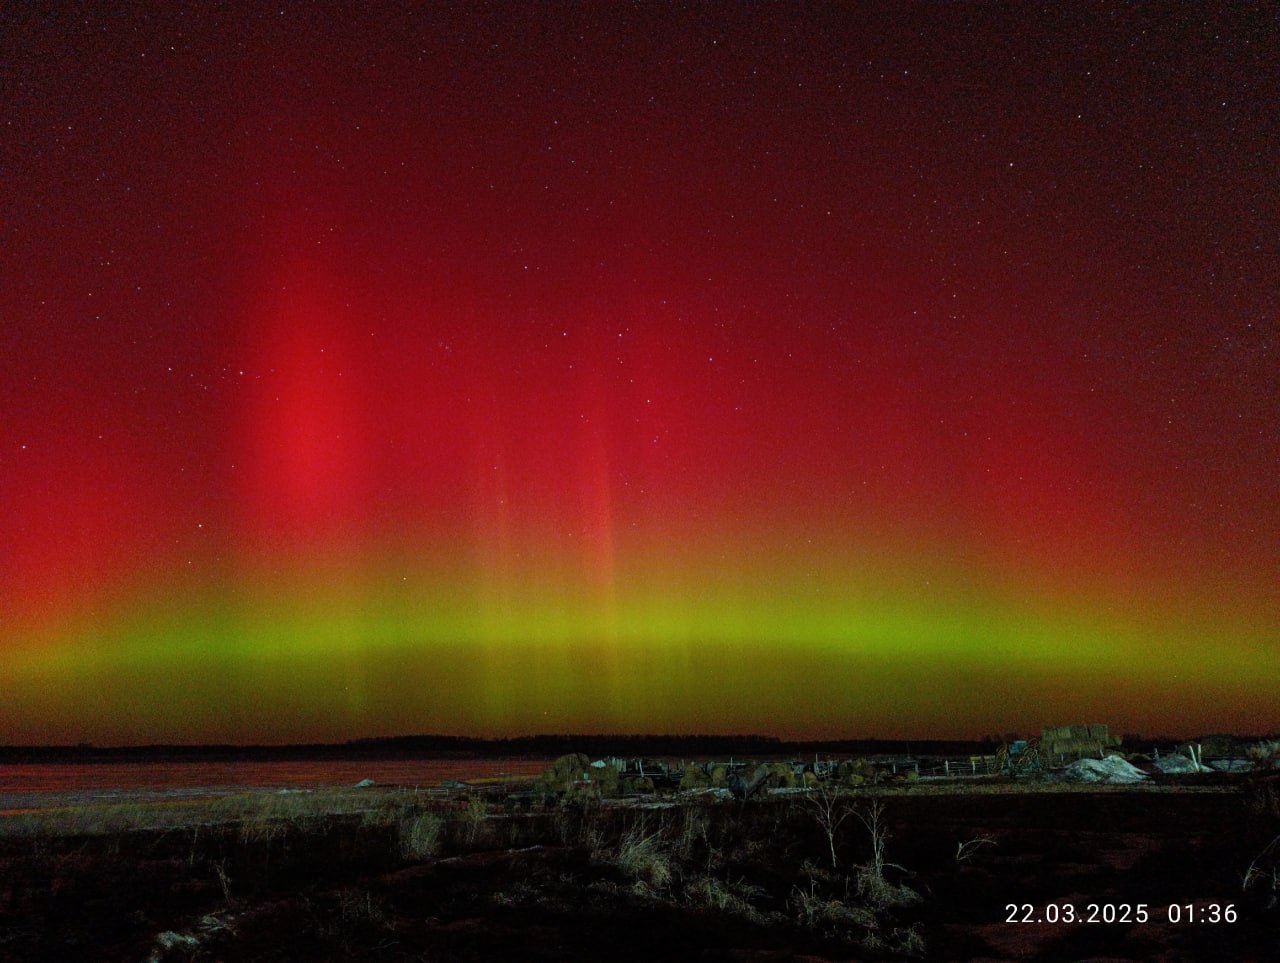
[540,753,593,792]
[680,766,711,790]
[623,776,655,794]
[591,763,622,796]
[764,762,798,789]
[1044,738,1108,761]
[1042,724,1119,762]
[1189,735,1238,760]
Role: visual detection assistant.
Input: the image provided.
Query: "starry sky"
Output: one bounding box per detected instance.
[3,3,1277,745]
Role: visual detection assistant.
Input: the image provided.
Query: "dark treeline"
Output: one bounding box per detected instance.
[0,733,1017,764]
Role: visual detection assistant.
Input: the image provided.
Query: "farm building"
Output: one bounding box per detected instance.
[1040,724,1122,765]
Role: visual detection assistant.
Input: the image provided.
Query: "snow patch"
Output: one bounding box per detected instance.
[1061,756,1147,784]
[149,931,201,962]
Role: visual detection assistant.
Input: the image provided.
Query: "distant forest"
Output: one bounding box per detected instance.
[2,730,1236,764]
[1,733,1009,763]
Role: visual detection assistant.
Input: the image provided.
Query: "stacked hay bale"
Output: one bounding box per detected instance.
[1041,724,1122,766]
[539,753,622,797]
[1180,734,1239,762]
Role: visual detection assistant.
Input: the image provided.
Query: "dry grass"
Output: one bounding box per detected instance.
[1242,833,1279,896]
[675,805,712,862]
[790,880,877,931]
[462,795,488,844]
[0,801,194,838]
[0,788,421,841]
[337,887,394,930]
[854,862,920,908]
[686,875,768,922]
[610,819,674,891]
[863,923,928,958]
[398,810,445,860]
[955,834,997,862]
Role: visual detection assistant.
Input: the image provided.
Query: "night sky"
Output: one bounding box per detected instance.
[3,3,1277,745]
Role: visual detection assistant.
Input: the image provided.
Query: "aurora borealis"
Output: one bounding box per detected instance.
[3,3,1277,745]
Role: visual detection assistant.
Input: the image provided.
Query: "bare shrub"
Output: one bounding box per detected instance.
[850,800,919,908]
[803,781,854,869]
[855,800,888,876]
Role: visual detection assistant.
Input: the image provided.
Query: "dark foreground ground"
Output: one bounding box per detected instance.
[1,776,1277,961]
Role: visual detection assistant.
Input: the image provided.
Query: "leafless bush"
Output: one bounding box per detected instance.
[850,800,918,908]
[803,781,854,869]
[855,800,889,876]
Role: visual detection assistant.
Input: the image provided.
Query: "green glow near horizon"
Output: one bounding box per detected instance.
[5,545,1275,744]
